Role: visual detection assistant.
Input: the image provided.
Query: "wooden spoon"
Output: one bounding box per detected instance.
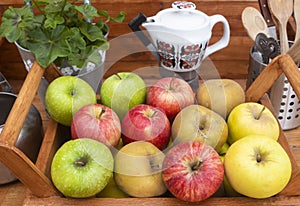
[268,0,293,54]
[242,7,269,41]
[294,0,300,41]
[287,37,300,64]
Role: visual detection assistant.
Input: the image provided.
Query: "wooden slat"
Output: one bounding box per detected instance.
[0,61,44,146]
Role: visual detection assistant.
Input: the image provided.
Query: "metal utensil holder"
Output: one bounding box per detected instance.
[247,43,300,130]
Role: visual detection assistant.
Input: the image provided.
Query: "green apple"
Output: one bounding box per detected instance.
[51,138,114,198]
[196,79,245,119]
[171,104,228,152]
[227,102,280,144]
[218,142,230,156]
[100,72,147,120]
[96,175,128,198]
[45,76,97,126]
[224,135,292,199]
[114,141,167,197]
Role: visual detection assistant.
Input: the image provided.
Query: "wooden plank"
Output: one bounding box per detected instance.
[22,196,300,206]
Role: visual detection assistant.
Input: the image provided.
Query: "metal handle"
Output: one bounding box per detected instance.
[128,13,160,62]
[128,13,153,47]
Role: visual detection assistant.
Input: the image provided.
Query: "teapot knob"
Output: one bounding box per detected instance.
[172,1,196,10]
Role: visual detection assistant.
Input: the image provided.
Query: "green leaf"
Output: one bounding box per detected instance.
[44,0,66,13]
[74,4,99,21]
[111,12,126,23]
[65,27,86,52]
[0,6,35,42]
[44,13,65,29]
[26,25,70,67]
[79,21,105,42]
[98,10,110,19]
[68,46,102,68]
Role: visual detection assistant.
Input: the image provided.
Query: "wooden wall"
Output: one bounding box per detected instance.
[0,0,287,81]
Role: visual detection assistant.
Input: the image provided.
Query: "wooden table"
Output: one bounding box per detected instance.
[1,78,300,206]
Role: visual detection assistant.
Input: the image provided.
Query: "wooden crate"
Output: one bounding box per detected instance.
[0,54,299,205]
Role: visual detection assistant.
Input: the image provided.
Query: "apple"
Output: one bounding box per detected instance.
[100,72,147,120]
[146,77,195,122]
[121,104,171,150]
[162,141,224,202]
[171,104,228,152]
[114,141,167,197]
[224,135,292,198]
[227,102,280,145]
[71,104,121,148]
[218,142,230,156]
[96,175,128,198]
[45,76,97,126]
[219,155,242,197]
[51,138,114,198]
[196,79,245,119]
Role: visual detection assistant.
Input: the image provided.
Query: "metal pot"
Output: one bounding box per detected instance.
[0,92,44,184]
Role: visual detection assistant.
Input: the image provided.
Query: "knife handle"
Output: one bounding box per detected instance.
[258,0,275,27]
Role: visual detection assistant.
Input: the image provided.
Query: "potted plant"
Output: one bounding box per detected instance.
[0,0,125,70]
[0,0,125,107]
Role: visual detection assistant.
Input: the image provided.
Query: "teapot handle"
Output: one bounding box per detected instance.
[128,13,160,61]
[204,14,230,59]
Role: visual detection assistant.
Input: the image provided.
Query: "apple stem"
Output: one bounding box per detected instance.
[256,106,266,120]
[150,110,158,118]
[168,78,176,90]
[256,153,262,163]
[75,160,86,167]
[97,108,106,119]
[75,157,88,167]
[115,73,122,80]
[190,160,202,171]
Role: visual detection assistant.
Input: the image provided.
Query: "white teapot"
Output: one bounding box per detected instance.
[129,1,230,72]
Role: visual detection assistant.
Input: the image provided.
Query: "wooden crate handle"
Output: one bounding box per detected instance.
[0,61,61,197]
[0,61,45,146]
[246,54,300,102]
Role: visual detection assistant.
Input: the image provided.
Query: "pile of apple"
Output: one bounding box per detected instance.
[44,73,292,202]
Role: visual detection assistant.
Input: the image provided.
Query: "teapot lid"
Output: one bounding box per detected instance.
[148,1,209,30]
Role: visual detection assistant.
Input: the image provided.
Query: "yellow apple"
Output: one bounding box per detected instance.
[224,135,292,199]
[114,141,167,197]
[227,102,279,144]
[171,104,228,152]
[220,156,242,197]
[196,79,245,119]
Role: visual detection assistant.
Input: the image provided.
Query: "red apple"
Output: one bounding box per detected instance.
[162,141,224,202]
[71,104,121,148]
[146,77,194,122]
[121,104,171,150]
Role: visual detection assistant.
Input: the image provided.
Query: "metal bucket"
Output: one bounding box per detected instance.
[0,76,44,184]
[247,45,300,130]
